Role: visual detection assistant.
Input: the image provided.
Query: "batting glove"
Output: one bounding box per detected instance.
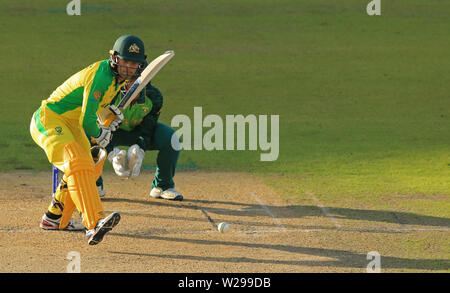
[93,125,112,148]
[108,105,124,131]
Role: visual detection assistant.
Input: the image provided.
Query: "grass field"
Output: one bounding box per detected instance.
[0,0,448,272]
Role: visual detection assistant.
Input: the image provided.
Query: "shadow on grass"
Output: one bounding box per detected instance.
[103,197,450,271]
[102,197,450,228]
[109,235,450,271]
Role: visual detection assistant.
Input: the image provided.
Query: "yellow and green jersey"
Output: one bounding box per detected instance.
[41,60,126,138]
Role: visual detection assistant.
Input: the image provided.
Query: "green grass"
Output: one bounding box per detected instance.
[0,0,448,272]
[0,0,449,196]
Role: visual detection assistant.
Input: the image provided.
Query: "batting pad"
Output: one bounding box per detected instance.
[61,142,105,230]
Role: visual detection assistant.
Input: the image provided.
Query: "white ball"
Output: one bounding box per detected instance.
[217,222,230,233]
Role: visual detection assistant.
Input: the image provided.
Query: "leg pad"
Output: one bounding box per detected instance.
[60,142,104,230]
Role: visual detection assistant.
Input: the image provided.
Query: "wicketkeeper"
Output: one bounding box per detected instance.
[29,34,145,244]
[96,41,182,201]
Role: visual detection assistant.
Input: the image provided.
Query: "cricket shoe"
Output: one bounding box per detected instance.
[149,187,183,201]
[86,212,121,245]
[40,214,85,231]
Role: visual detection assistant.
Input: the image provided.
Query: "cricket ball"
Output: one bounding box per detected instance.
[217,222,230,233]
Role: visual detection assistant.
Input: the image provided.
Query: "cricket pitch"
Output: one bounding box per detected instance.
[0,170,448,273]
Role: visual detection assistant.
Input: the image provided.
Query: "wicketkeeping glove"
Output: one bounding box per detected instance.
[127,144,145,178]
[107,147,131,177]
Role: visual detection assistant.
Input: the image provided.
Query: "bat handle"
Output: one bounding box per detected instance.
[90,114,113,145]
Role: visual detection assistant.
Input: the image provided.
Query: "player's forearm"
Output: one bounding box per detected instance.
[82,116,101,138]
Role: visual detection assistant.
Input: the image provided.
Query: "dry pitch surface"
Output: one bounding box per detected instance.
[0,170,448,273]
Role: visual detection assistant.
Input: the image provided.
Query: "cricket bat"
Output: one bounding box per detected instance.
[98,50,175,127]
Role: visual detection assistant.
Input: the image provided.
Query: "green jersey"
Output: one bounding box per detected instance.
[111,83,163,150]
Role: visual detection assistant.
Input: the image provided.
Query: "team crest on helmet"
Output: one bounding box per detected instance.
[128,43,140,54]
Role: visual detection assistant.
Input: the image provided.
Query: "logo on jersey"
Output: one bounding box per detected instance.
[93,91,102,100]
[128,43,140,54]
[55,126,63,135]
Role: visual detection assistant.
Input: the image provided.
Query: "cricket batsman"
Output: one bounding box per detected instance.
[29,34,146,244]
